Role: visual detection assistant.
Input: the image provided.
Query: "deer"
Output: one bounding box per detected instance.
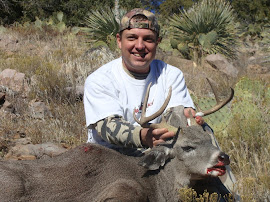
[0,80,234,202]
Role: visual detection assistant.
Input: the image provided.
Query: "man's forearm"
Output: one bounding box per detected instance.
[95,115,143,148]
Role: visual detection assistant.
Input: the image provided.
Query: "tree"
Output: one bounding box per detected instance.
[119,0,142,11]
[159,0,194,17]
[0,0,23,24]
[0,0,115,26]
[141,0,162,11]
[231,0,270,25]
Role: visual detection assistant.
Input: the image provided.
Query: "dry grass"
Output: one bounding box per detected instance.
[0,25,269,201]
[0,26,103,147]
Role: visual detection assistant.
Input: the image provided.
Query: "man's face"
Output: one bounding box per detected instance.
[116,28,160,74]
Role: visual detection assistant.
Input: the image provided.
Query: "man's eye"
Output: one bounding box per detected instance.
[145,38,155,43]
[182,146,195,152]
[127,37,136,40]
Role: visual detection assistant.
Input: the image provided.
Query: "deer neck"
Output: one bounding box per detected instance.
[150,158,192,201]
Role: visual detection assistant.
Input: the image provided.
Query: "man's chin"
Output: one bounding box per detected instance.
[128,64,150,73]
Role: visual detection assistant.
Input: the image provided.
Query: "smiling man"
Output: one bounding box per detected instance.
[84,8,202,152]
[83,8,239,201]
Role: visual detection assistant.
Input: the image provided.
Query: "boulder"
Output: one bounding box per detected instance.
[0,92,5,105]
[205,54,239,77]
[247,64,270,74]
[1,100,15,113]
[0,69,30,96]
[28,99,53,119]
[4,142,67,160]
[65,85,84,101]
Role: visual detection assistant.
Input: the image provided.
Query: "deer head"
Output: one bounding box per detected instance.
[134,80,233,178]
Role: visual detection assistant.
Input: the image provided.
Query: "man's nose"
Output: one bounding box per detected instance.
[135,38,145,50]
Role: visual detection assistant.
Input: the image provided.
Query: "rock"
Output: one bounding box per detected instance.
[84,46,117,64]
[247,64,270,74]
[0,92,5,105]
[205,54,239,77]
[65,85,84,101]
[28,99,53,119]
[1,101,15,113]
[0,68,30,96]
[4,142,67,160]
[162,56,194,70]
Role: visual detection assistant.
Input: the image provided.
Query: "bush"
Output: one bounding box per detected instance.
[169,0,240,65]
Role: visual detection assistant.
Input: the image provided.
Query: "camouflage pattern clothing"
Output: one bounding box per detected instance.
[119,8,160,36]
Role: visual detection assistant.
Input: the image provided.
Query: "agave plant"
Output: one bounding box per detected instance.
[83,7,126,50]
[170,0,239,66]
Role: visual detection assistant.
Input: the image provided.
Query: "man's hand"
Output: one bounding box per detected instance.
[140,128,175,148]
[184,107,205,125]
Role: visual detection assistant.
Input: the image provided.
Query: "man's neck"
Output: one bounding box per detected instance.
[122,65,149,80]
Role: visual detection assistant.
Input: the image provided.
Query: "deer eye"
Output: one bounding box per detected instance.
[182,146,195,152]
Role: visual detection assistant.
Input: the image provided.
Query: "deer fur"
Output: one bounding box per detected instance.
[0,124,230,202]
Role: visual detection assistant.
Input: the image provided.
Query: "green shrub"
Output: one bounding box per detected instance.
[83,7,126,51]
[170,0,240,65]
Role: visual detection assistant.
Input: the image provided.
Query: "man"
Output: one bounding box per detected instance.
[84,8,203,153]
[84,8,239,200]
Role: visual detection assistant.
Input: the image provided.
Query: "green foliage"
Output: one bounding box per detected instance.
[179,187,233,201]
[119,0,142,11]
[60,0,114,26]
[231,0,270,41]
[192,96,233,133]
[198,31,218,50]
[158,38,174,52]
[226,77,269,159]
[0,0,114,26]
[231,0,270,25]
[32,62,69,103]
[169,0,239,65]
[83,7,126,51]
[31,12,67,33]
[159,0,194,18]
[0,0,23,24]
[259,25,270,52]
[0,25,7,33]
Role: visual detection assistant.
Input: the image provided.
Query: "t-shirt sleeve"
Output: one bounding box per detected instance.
[165,64,195,109]
[84,75,123,126]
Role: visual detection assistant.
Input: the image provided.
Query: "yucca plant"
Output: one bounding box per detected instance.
[170,0,239,66]
[83,7,126,50]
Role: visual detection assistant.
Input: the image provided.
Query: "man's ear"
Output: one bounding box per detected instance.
[157,36,162,44]
[116,33,121,49]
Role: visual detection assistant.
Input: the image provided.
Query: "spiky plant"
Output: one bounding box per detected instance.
[83,7,126,50]
[169,0,239,65]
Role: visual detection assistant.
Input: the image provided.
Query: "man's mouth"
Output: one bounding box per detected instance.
[133,53,147,58]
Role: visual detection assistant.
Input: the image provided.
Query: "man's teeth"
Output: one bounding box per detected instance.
[134,53,145,57]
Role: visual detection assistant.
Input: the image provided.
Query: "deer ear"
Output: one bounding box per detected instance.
[138,146,174,170]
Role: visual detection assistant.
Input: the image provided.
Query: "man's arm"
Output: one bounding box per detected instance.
[95,115,174,149]
[95,115,143,148]
[95,105,204,149]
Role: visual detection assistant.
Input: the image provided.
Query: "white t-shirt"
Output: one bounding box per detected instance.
[84,57,195,146]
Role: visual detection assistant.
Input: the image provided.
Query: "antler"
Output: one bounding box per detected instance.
[196,78,234,117]
[133,83,178,133]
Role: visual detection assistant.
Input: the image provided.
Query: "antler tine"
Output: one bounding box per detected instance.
[133,83,172,127]
[200,78,234,116]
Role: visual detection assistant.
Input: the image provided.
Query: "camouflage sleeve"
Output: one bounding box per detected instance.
[95,115,143,148]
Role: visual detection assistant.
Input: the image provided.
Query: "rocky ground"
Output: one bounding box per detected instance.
[0,27,269,162]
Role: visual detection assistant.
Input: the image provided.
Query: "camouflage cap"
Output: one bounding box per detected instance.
[119,8,160,36]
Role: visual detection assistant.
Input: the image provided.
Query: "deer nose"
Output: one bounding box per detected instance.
[218,152,230,165]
